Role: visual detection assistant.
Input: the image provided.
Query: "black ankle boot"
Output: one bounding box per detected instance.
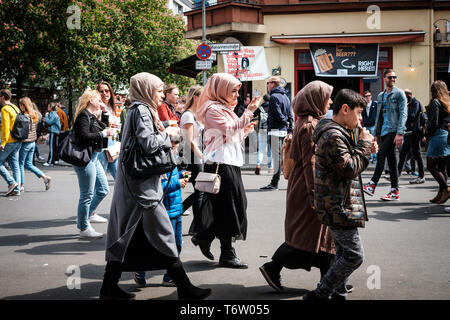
[219,248,248,269]
[167,261,212,300]
[191,236,214,260]
[99,262,136,300]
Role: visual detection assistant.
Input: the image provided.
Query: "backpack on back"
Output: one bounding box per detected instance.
[9,105,30,140]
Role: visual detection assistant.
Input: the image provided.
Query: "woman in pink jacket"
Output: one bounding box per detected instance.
[191,73,261,268]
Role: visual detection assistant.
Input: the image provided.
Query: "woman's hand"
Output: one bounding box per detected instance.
[165,126,180,137]
[179,179,187,188]
[246,96,263,113]
[243,122,255,135]
[102,128,114,137]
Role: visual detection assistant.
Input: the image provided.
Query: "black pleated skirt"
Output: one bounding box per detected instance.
[189,163,248,241]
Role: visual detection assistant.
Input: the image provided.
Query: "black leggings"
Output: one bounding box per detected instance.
[427,156,448,191]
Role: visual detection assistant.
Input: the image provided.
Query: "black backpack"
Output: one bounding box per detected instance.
[9,105,30,140]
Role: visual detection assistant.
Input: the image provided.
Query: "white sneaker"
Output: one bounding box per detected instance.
[80,226,103,239]
[37,156,45,161]
[43,163,53,167]
[54,161,59,165]
[89,214,108,223]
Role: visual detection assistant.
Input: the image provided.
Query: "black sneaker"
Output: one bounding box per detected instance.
[259,263,283,292]
[259,184,278,191]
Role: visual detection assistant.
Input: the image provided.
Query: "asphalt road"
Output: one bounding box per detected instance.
[0,150,449,301]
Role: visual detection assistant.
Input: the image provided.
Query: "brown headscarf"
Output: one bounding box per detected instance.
[292,80,333,119]
[128,72,165,131]
[196,73,242,124]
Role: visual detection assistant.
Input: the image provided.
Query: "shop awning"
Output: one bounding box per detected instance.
[168,54,217,78]
[271,31,425,44]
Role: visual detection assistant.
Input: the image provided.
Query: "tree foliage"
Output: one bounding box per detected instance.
[0,0,197,105]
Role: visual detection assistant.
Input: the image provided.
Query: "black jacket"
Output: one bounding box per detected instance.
[267,86,293,134]
[405,97,423,134]
[362,101,377,127]
[426,98,450,138]
[73,109,108,153]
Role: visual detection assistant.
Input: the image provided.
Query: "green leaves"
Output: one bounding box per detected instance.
[1,0,196,97]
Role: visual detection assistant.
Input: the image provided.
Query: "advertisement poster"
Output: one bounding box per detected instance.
[222,46,270,81]
[310,43,379,77]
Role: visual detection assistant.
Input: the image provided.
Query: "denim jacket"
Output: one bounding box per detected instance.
[44,111,61,134]
[374,86,407,136]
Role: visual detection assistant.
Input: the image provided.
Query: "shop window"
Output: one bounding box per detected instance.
[297,52,312,65]
[435,47,450,89]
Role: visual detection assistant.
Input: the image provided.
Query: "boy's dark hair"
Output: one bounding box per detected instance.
[263,94,270,102]
[332,89,367,115]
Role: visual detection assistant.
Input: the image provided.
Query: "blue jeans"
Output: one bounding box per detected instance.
[47,132,58,164]
[257,129,272,168]
[19,142,44,185]
[98,140,118,180]
[0,142,22,193]
[163,215,182,282]
[73,152,109,230]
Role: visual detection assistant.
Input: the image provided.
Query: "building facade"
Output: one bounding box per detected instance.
[185,0,450,105]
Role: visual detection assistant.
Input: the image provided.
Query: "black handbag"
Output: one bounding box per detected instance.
[121,103,176,178]
[57,130,91,167]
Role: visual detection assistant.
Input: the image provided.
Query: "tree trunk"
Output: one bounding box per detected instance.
[67,83,73,126]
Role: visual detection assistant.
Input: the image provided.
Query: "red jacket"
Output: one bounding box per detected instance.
[157,101,180,125]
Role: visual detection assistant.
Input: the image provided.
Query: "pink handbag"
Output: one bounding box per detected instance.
[195,163,221,194]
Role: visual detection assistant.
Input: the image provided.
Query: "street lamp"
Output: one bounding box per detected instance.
[433,19,450,42]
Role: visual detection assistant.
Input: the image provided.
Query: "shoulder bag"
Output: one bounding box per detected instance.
[57,130,91,167]
[282,134,295,180]
[194,128,221,194]
[121,103,176,178]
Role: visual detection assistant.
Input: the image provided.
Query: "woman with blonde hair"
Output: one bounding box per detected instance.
[180,85,204,221]
[18,97,51,191]
[72,88,114,239]
[190,73,261,268]
[426,80,450,204]
[100,72,211,300]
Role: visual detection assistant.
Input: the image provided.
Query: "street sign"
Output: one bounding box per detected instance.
[210,43,240,52]
[207,52,217,61]
[196,43,212,60]
[195,60,212,70]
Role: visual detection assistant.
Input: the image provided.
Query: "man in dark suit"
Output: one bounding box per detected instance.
[362,90,378,162]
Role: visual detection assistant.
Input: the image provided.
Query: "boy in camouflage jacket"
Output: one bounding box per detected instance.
[303,89,376,300]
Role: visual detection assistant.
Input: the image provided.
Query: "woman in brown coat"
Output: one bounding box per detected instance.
[259,81,336,292]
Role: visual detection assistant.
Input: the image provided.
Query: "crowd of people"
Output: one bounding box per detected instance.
[1,68,449,301]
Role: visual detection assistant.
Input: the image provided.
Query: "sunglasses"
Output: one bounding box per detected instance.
[266,81,274,85]
[364,95,371,97]
[99,89,109,93]
[387,76,397,80]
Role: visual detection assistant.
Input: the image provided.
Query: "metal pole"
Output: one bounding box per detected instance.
[202,0,207,86]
